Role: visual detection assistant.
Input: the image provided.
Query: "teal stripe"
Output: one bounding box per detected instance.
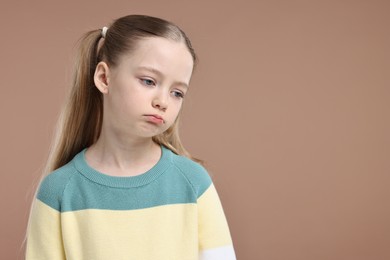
[37,145,212,212]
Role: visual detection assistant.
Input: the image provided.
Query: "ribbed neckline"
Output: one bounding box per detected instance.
[73,145,172,188]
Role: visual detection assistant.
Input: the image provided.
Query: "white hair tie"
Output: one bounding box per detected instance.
[101,27,108,38]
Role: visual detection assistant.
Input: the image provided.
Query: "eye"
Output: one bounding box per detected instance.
[140,78,156,87]
[172,90,185,99]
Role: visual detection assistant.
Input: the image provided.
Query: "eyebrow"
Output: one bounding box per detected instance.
[137,66,189,88]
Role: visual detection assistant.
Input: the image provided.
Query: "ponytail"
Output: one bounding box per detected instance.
[46,30,104,174]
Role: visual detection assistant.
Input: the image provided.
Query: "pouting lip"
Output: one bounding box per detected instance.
[145,114,164,122]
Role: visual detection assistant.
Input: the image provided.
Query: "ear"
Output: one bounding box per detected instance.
[94,61,110,94]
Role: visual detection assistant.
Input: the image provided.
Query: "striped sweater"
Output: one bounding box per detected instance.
[26,145,236,259]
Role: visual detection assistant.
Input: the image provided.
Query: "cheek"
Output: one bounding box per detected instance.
[114,84,145,110]
[107,91,136,118]
[168,100,182,113]
[169,104,183,122]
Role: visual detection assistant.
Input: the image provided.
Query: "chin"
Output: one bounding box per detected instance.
[135,122,171,138]
[138,129,166,139]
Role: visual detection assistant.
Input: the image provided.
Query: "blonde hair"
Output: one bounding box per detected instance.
[23,15,202,256]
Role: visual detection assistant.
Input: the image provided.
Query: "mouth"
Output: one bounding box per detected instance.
[144,114,164,124]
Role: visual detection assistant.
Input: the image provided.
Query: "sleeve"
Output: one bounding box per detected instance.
[172,155,237,259]
[198,183,237,260]
[26,172,67,260]
[26,199,66,259]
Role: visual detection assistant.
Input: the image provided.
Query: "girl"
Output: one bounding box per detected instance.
[26,14,236,260]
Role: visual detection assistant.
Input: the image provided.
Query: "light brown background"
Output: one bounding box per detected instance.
[1,0,389,259]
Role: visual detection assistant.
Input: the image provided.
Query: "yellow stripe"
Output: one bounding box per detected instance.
[198,184,233,250]
[61,204,198,259]
[27,189,233,259]
[26,199,66,259]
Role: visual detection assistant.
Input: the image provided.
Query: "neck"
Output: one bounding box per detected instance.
[85,127,162,177]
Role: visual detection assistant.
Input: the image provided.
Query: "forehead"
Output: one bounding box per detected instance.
[118,37,194,82]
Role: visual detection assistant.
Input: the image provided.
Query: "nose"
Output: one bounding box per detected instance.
[152,93,168,111]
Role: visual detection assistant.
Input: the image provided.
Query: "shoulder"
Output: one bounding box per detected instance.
[170,151,212,198]
[37,161,77,211]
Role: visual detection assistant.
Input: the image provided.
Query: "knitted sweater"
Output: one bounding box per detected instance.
[26,145,236,259]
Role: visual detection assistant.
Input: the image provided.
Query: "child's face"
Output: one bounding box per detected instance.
[100,37,194,139]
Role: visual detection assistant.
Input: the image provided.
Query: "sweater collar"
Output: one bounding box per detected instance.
[73,145,172,188]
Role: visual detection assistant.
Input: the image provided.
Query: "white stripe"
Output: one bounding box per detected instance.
[199,245,237,260]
